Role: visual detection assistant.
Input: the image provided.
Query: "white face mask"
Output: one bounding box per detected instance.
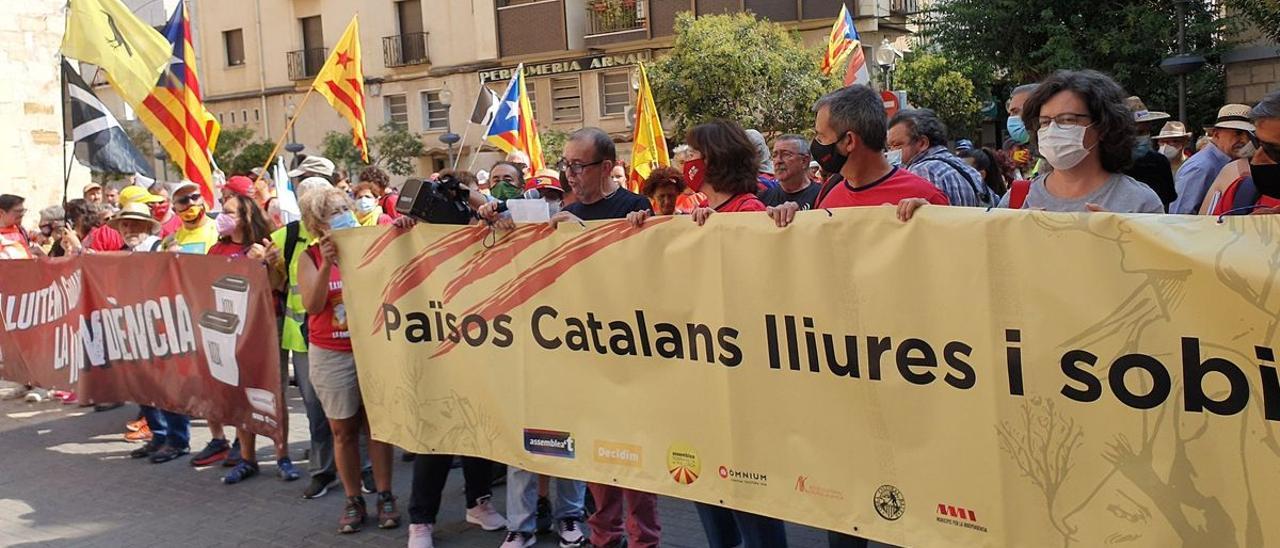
[355,196,377,213]
[1237,141,1257,160]
[884,149,903,167]
[1037,122,1093,170]
[1159,144,1181,161]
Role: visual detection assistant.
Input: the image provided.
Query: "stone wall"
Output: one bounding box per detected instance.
[1226,55,1280,105]
[0,1,91,226]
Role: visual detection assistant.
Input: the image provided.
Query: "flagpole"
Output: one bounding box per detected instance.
[452,121,472,170]
[253,85,317,184]
[60,55,73,207]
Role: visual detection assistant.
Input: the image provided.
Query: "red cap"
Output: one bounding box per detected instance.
[224,175,254,198]
[524,168,563,192]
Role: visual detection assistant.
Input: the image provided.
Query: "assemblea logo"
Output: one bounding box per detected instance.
[523,429,576,459]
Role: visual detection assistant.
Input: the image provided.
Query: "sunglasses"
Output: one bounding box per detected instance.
[174,193,203,206]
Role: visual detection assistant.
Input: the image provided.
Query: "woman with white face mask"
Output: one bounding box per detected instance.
[896,70,1164,221]
[351,182,393,226]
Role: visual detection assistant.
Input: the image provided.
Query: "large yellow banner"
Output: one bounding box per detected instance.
[334,207,1280,547]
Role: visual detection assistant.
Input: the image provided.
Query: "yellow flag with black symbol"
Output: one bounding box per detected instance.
[62,0,172,105]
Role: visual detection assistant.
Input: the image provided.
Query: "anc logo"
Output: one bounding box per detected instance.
[874,484,906,521]
[667,442,701,485]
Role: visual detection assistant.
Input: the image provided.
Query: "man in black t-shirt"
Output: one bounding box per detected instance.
[551,127,651,224]
[759,134,821,209]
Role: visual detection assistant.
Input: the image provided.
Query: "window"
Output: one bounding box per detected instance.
[223,29,245,67]
[241,110,248,123]
[218,113,224,124]
[384,94,409,127]
[421,91,448,131]
[599,71,630,117]
[230,111,236,124]
[550,76,581,123]
[254,108,260,121]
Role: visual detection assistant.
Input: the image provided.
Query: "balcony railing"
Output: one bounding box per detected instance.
[890,0,919,15]
[585,0,646,37]
[287,47,328,80]
[382,32,429,68]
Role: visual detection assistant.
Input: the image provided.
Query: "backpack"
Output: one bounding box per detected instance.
[1205,175,1280,216]
[916,156,995,207]
[1008,180,1032,209]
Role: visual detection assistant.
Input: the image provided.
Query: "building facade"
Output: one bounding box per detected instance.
[189,0,917,180]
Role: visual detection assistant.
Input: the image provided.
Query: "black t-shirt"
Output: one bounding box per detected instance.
[1123,149,1177,210]
[564,187,652,221]
[758,183,822,209]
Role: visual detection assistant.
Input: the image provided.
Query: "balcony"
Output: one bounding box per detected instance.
[287,47,328,80]
[890,0,919,15]
[383,32,429,68]
[585,0,648,47]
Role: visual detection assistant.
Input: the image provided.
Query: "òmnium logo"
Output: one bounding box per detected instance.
[523,429,576,459]
[794,475,845,500]
[936,503,987,533]
[667,442,700,485]
[873,485,906,521]
[594,440,642,467]
[718,465,768,486]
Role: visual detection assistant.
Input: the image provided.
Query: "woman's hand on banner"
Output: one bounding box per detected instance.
[318,235,340,267]
[626,210,652,228]
[897,198,930,222]
[691,207,714,226]
[392,216,418,230]
[766,202,799,227]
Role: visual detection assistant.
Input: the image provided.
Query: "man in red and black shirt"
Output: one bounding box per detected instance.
[768,84,948,228]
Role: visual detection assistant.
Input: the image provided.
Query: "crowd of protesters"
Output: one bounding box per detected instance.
[4,68,1280,548]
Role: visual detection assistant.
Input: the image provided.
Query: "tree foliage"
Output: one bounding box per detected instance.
[212,126,274,176]
[1235,0,1280,44]
[322,122,427,178]
[649,12,840,138]
[539,128,569,167]
[894,53,983,139]
[921,0,1232,127]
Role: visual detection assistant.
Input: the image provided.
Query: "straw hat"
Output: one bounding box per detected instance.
[107,202,161,232]
[1210,104,1256,133]
[1124,96,1171,124]
[1154,121,1192,141]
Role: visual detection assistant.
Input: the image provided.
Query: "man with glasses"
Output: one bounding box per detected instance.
[887,108,992,207]
[548,127,651,228]
[167,182,218,255]
[0,194,36,259]
[759,135,819,208]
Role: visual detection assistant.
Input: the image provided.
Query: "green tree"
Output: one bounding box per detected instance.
[539,128,569,167]
[894,53,983,139]
[921,0,1232,127]
[649,12,839,138]
[212,126,274,176]
[323,123,426,178]
[1235,0,1280,44]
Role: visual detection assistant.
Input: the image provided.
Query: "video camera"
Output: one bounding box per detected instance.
[396,175,475,225]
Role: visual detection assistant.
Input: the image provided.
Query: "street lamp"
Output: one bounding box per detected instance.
[875,39,900,91]
[154,149,169,181]
[1160,0,1205,125]
[438,89,460,168]
[285,98,300,156]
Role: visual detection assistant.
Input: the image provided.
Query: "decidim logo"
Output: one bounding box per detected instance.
[523,429,576,459]
[873,485,906,521]
[936,503,987,533]
[667,442,700,485]
[594,441,642,467]
[794,475,845,500]
[718,465,768,486]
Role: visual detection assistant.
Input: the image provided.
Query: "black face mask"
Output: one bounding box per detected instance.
[810,133,849,175]
[1252,163,1280,199]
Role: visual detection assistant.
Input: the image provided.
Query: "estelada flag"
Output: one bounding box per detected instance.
[61,0,171,105]
[484,64,544,173]
[820,4,858,76]
[137,2,221,204]
[313,15,369,163]
[627,64,669,193]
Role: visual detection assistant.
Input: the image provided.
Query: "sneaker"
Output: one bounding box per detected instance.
[222,438,243,468]
[499,531,536,548]
[277,457,301,481]
[50,390,73,401]
[222,460,259,485]
[59,391,79,405]
[376,492,401,529]
[123,424,152,443]
[125,417,147,432]
[189,438,230,467]
[303,475,337,499]
[557,518,586,547]
[149,445,190,464]
[130,439,163,459]
[361,469,375,494]
[466,497,507,531]
[407,523,434,548]
[23,390,45,403]
[338,496,367,534]
[535,496,553,534]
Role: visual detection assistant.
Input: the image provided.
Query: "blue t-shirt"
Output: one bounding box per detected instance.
[564,187,651,221]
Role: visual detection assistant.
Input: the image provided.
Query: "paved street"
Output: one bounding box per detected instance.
[0,386,836,547]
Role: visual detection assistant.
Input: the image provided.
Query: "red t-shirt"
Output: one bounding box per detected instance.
[160,215,181,238]
[208,240,250,258]
[817,167,950,209]
[305,245,351,352]
[714,193,767,213]
[379,192,401,220]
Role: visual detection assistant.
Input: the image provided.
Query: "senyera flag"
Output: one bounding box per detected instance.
[820,4,858,76]
[0,254,286,443]
[313,15,369,163]
[484,64,544,173]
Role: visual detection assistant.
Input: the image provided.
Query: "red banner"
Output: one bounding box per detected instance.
[0,254,284,442]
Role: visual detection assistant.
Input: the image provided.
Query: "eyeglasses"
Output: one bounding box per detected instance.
[557,158,605,175]
[1037,113,1092,128]
[771,150,806,162]
[174,193,203,206]
[491,175,518,184]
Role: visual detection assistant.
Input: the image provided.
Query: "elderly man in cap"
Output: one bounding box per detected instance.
[1154,121,1193,173]
[289,155,338,184]
[1170,104,1257,214]
[1122,96,1177,210]
[82,182,103,204]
